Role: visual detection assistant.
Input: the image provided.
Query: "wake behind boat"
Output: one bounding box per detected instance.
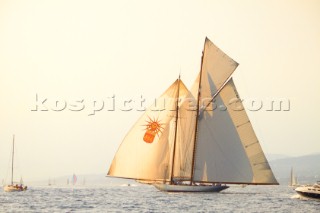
[107,37,278,192]
[3,135,28,192]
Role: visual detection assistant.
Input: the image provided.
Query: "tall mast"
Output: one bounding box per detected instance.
[170,75,181,184]
[11,135,15,185]
[190,38,207,184]
[290,167,293,186]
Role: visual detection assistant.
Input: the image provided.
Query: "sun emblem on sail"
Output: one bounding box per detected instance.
[143,117,164,143]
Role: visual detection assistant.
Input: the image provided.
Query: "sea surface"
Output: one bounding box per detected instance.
[0,184,319,212]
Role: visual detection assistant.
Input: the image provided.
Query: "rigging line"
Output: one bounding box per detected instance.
[236,120,250,128]
[253,161,269,166]
[106,175,170,183]
[200,75,235,114]
[245,141,259,148]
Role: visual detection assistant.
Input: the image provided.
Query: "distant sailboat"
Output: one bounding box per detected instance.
[289,167,299,187]
[67,178,69,185]
[72,174,77,185]
[107,37,278,192]
[3,135,27,192]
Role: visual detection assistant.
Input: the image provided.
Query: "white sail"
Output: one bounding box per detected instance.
[185,37,241,182]
[172,90,197,179]
[193,78,278,184]
[108,80,189,182]
[199,37,239,101]
[290,168,298,186]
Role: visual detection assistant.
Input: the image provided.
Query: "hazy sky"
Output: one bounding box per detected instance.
[1,0,320,181]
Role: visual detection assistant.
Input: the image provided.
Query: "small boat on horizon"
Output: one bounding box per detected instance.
[289,167,299,188]
[3,135,28,192]
[72,174,77,185]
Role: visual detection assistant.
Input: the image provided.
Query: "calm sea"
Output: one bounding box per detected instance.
[0,184,319,212]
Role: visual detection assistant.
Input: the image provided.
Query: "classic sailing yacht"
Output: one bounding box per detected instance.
[3,135,28,192]
[107,38,278,192]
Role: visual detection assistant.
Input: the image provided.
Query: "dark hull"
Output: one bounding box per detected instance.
[295,191,320,199]
[154,184,229,192]
[295,186,320,200]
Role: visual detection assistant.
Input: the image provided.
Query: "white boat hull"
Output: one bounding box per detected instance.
[3,185,27,192]
[295,186,320,200]
[154,184,229,192]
